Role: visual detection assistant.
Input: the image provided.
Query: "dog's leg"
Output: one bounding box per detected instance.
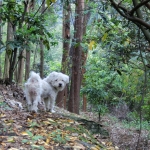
[50,96,56,113]
[44,98,50,111]
[26,95,32,112]
[32,96,40,112]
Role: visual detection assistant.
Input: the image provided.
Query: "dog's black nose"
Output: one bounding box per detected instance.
[59,83,62,87]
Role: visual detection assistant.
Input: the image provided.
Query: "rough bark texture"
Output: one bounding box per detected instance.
[68,0,84,114]
[56,0,70,108]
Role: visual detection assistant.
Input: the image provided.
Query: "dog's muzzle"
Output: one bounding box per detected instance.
[59,83,62,87]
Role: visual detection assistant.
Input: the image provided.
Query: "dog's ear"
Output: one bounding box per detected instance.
[47,72,58,82]
[63,74,69,84]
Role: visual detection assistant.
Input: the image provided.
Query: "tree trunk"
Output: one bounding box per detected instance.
[68,0,84,114]
[4,22,13,79]
[25,0,35,80]
[0,0,2,78]
[81,3,91,111]
[39,0,45,78]
[25,50,30,80]
[40,40,44,78]
[56,0,70,108]
[17,50,25,84]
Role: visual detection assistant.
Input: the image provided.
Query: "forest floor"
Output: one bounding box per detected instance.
[0,83,150,150]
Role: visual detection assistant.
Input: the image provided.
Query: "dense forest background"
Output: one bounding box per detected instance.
[0,0,150,144]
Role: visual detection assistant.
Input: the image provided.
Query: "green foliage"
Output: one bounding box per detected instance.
[22,130,44,146]
[49,129,70,144]
[82,48,150,121]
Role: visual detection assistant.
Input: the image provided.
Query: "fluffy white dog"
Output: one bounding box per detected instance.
[43,71,69,112]
[24,71,42,112]
[24,71,69,113]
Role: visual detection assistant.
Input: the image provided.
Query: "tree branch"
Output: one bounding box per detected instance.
[109,0,150,42]
[130,0,150,15]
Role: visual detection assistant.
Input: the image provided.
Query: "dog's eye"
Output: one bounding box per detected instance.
[62,80,64,82]
[55,79,57,81]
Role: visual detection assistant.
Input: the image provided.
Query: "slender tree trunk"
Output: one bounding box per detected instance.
[39,0,45,78]
[81,3,91,111]
[9,46,17,83]
[17,50,25,84]
[56,0,70,108]
[25,50,30,80]
[4,22,13,79]
[25,0,35,80]
[40,40,44,78]
[68,0,84,114]
[0,0,2,78]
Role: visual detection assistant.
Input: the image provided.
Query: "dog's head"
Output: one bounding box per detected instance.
[46,72,69,91]
[28,71,41,83]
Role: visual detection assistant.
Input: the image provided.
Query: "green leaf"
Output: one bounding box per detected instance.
[32,135,43,141]
[26,130,33,137]
[22,139,28,143]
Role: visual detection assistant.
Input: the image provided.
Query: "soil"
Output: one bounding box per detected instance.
[0,83,150,150]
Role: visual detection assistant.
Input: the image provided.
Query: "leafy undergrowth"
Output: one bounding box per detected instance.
[0,84,117,150]
[0,110,108,150]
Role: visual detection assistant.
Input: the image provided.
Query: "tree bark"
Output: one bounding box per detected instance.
[17,50,25,84]
[56,0,70,108]
[81,3,91,111]
[4,22,13,79]
[0,0,2,78]
[39,0,45,78]
[68,0,84,114]
[25,50,30,80]
[40,40,44,78]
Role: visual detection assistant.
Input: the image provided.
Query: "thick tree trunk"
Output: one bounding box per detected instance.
[68,0,84,114]
[56,0,70,108]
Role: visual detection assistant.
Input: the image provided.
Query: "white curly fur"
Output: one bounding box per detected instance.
[24,71,69,113]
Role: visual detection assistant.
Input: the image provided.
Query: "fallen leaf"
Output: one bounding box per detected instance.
[0,113,6,117]
[91,146,100,150]
[7,137,15,143]
[43,121,51,125]
[21,131,29,136]
[8,148,19,150]
[115,146,119,150]
[46,138,51,144]
[47,118,55,122]
[107,147,115,150]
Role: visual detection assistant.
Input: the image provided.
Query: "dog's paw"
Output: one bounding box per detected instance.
[50,109,55,113]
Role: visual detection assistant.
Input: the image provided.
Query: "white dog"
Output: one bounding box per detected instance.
[43,71,69,112]
[24,71,69,113]
[24,71,42,112]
